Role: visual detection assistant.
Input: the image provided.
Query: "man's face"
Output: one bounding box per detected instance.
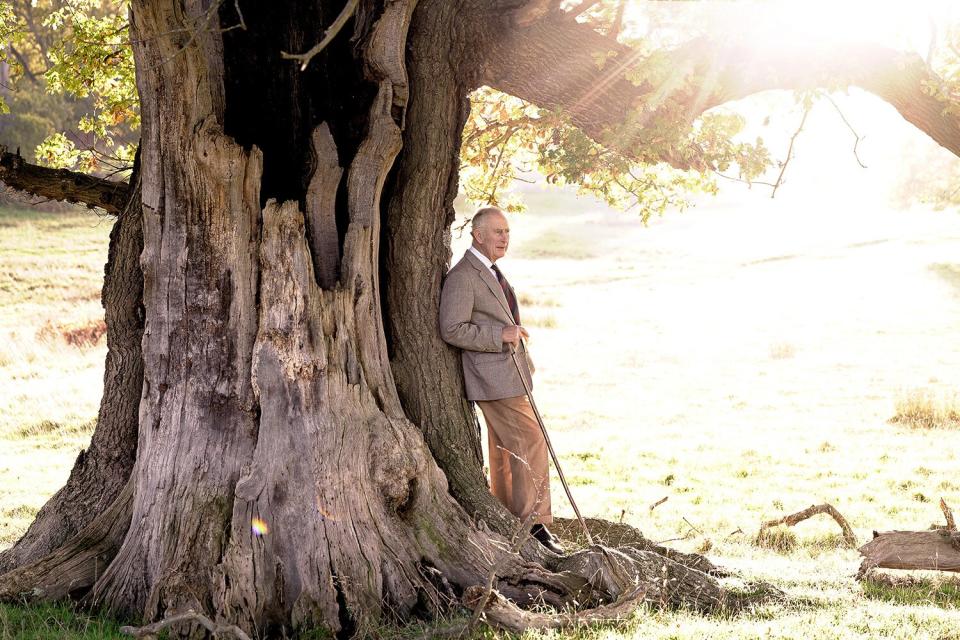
[473,213,510,262]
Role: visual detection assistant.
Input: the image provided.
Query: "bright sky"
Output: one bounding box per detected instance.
[625,0,959,53]
[618,0,960,210]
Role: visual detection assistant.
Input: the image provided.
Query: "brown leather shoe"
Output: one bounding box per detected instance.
[531,524,564,554]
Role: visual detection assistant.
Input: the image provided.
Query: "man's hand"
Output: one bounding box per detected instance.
[501,325,529,348]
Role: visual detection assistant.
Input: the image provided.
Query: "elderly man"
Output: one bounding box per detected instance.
[439,206,562,553]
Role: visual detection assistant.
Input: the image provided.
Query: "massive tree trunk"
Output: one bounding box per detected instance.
[383,0,522,540]
[1,0,642,634]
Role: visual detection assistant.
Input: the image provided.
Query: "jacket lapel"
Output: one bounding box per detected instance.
[465,251,516,323]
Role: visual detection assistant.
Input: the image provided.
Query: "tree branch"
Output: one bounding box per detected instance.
[825,94,868,169]
[771,106,810,198]
[281,0,359,71]
[0,147,130,215]
[482,14,960,170]
[760,503,857,547]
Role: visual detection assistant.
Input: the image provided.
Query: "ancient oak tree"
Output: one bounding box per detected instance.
[2,0,960,636]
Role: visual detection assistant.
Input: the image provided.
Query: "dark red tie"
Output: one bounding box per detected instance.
[491,264,520,325]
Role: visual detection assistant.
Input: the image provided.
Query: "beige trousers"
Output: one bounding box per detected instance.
[476,395,552,525]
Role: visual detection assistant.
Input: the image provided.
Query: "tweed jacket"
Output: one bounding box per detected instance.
[439,250,534,401]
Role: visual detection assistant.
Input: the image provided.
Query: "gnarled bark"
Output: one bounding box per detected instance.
[384,0,519,540]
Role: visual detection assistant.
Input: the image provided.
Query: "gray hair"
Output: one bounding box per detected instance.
[471,206,504,234]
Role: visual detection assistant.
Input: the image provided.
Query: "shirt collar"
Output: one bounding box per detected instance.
[468,245,496,273]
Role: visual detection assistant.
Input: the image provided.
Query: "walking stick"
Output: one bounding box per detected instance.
[510,340,594,546]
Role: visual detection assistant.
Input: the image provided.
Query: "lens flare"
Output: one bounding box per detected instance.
[251,517,269,536]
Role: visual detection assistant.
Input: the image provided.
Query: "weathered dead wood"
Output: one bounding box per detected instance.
[0,146,130,214]
[466,545,782,635]
[305,123,342,289]
[759,503,857,547]
[467,514,535,633]
[463,584,650,635]
[942,498,956,533]
[555,545,729,611]
[649,496,668,512]
[858,531,960,574]
[119,610,251,640]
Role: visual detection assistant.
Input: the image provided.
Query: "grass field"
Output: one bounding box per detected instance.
[0,205,111,551]
[2,191,960,638]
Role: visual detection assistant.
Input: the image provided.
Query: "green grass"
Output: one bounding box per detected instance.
[0,602,125,640]
[862,575,960,608]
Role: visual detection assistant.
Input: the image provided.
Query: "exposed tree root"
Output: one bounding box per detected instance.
[464,584,651,634]
[465,547,783,635]
[120,610,252,640]
[759,503,857,547]
[0,479,133,602]
[552,516,729,577]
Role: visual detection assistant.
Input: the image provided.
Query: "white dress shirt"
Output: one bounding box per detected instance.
[468,245,498,278]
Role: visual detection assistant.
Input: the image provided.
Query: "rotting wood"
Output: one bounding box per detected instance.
[858,530,960,575]
[759,503,857,547]
[305,123,342,289]
[858,498,960,575]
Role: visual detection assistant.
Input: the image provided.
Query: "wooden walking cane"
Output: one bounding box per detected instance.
[510,340,594,546]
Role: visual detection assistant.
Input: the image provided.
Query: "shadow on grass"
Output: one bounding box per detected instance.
[861,572,960,608]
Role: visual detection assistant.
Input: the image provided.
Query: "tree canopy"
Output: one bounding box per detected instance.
[7,0,958,215]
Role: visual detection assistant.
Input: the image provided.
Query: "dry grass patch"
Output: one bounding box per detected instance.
[890,388,960,430]
[36,318,107,348]
[754,526,798,553]
[769,341,796,360]
[524,312,557,328]
[518,291,559,307]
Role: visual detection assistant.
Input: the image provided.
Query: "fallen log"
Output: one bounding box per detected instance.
[858,530,960,574]
[858,498,960,575]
